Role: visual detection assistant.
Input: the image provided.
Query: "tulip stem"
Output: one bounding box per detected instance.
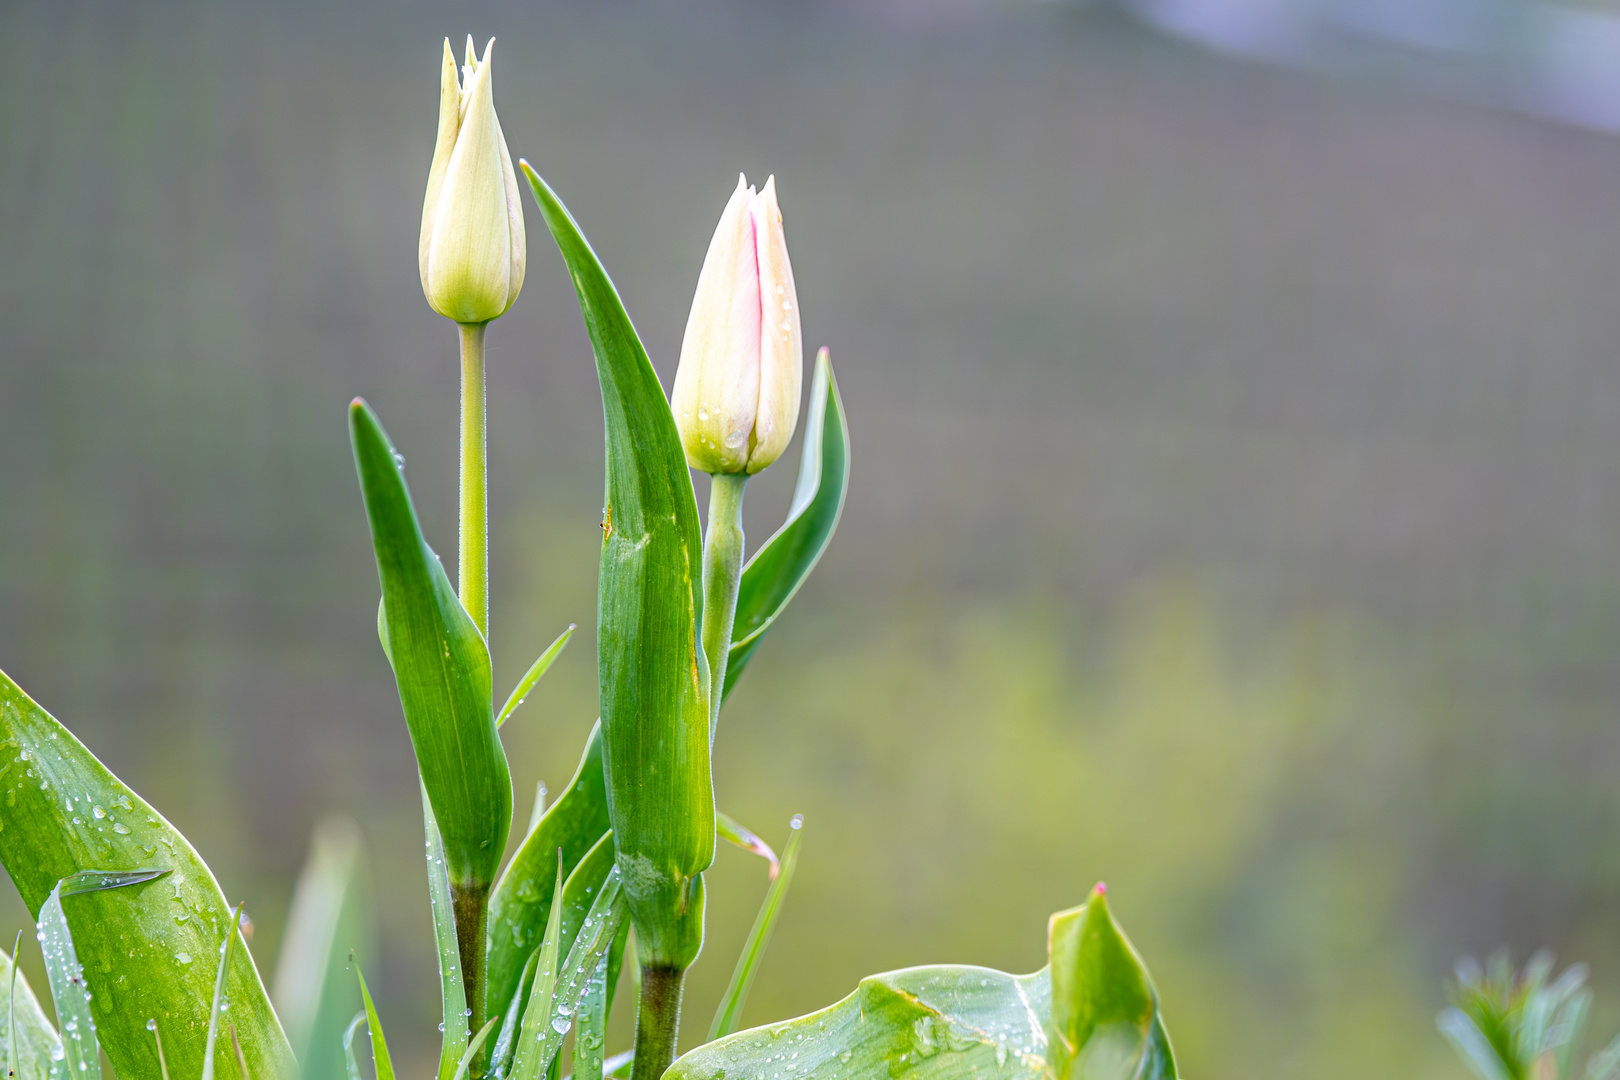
[701,473,748,730]
[458,321,490,641]
[632,964,686,1080]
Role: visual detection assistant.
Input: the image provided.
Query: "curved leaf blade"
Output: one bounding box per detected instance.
[499,625,576,728]
[351,399,511,892]
[36,886,98,1080]
[523,162,713,968]
[0,672,296,1080]
[423,784,469,1080]
[724,350,849,701]
[709,814,803,1040]
[488,722,613,1022]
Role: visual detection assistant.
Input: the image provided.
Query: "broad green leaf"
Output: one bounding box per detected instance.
[724,350,850,702]
[524,162,713,970]
[715,811,778,879]
[423,784,470,1080]
[672,965,1053,1080]
[709,815,803,1040]
[273,816,373,1080]
[0,672,296,1080]
[1047,889,1176,1080]
[673,894,1179,1080]
[357,967,397,1080]
[500,625,576,728]
[36,885,97,1080]
[351,399,512,893]
[200,902,246,1080]
[1,938,59,1080]
[488,722,612,1023]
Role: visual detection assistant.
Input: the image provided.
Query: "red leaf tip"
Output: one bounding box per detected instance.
[1093,881,1107,896]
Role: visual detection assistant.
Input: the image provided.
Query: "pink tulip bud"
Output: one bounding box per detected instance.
[671,174,803,475]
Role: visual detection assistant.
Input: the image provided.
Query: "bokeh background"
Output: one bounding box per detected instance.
[4,0,1620,1076]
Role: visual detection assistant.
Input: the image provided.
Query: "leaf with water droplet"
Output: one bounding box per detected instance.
[0,673,295,1080]
[710,815,805,1040]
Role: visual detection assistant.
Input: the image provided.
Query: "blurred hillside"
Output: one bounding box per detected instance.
[4,1,1620,1076]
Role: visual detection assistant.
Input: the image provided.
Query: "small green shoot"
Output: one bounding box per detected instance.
[499,625,575,727]
[709,815,803,1040]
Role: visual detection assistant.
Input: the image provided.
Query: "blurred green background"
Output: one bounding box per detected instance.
[4,1,1620,1076]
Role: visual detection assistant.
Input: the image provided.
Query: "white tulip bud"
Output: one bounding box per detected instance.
[672,174,803,475]
[419,37,526,325]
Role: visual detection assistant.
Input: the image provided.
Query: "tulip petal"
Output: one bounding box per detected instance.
[419,38,462,292]
[747,175,802,473]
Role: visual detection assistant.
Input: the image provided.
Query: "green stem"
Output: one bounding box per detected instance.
[701,473,748,731]
[631,964,686,1080]
[459,321,490,640]
[456,320,490,1075]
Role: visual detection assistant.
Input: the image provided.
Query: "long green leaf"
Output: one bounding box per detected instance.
[424,784,470,1080]
[510,859,568,1080]
[512,864,628,1080]
[523,162,713,970]
[499,625,576,728]
[724,349,849,702]
[488,722,612,1023]
[351,399,511,893]
[490,946,542,1080]
[273,817,373,1080]
[1,936,60,1080]
[0,672,296,1079]
[357,967,397,1080]
[452,1018,502,1080]
[715,811,778,879]
[36,885,97,1080]
[342,1013,367,1080]
[708,815,803,1039]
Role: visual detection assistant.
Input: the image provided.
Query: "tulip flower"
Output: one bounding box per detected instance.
[672,174,803,476]
[419,37,525,325]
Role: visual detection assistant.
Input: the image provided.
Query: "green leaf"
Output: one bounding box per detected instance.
[510,858,568,1080]
[709,814,804,1040]
[273,817,373,1080]
[0,672,296,1080]
[1,937,59,1080]
[452,1018,502,1080]
[672,893,1179,1080]
[511,861,628,1080]
[351,399,512,892]
[423,784,470,1080]
[672,965,1052,1080]
[200,902,247,1080]
[490,946,541,1080]
[488,722,612,1023]
[343,1013,367,1080]
[523,162,713,970]
[36,885,98,1080]
[724,349,850,702]
[357,966,397,1080]
[500,625,576,728]
[1046,887,1177,1080]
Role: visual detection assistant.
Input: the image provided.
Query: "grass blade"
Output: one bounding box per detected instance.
[491,946,542,1080]
[273,817,372,1080]
[147,1017,172,1080]
[423,783,470,1080]
[573,949,611,1080]
[452,1018,502,1080]
[499,625,576,727]
[200,902,246,1080]
[709,815,803,1040]
[357,966,397,1080]
[36,884,100,1080]
[2,932,59,1080]
[509,858,568,1080]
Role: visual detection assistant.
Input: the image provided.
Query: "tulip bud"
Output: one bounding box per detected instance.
[672,174,803,475]
[419,37,526,324]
